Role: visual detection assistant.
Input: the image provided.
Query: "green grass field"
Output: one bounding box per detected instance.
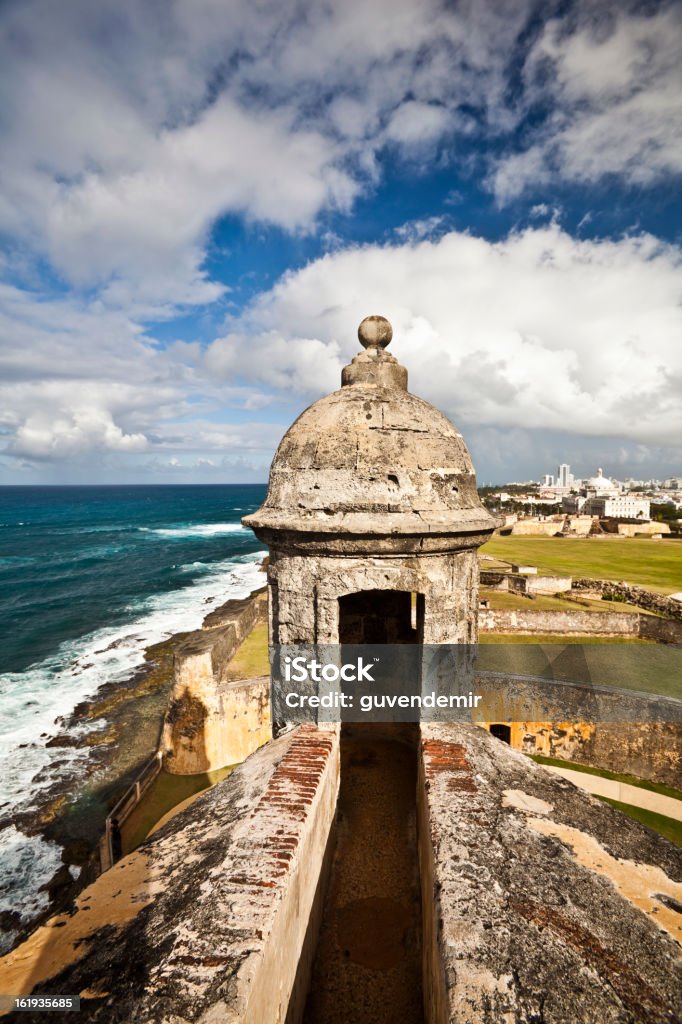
[480,535,682,594]
[122,765,233,852]
[477,640,681,698]
[225,620,270,679]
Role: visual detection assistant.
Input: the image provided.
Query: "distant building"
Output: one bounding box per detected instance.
[584,495,650,519]
[543,474,555,487]
[563,468,649,520]
[557,463,573,488]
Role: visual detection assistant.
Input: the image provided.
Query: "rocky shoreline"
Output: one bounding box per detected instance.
[1,576,266,954]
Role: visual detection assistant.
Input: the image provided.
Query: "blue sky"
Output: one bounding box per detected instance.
[0,0,680,485]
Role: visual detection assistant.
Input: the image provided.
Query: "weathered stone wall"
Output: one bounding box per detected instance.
[639,614,682,643]
[419,722,682,1024]
[573,578,682,621]
[486,721,682,789]
[161,590,270,774]
[480,569,510,589]
[162,675,270,775]
[479,607,682,642]
[510,519,564,536]
[268,547,481,645]
[508,573,572,595]
[478,607,640,635]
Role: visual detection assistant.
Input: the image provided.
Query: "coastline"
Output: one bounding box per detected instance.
[1,565,267,954]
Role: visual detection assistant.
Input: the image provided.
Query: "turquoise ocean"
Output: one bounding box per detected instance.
[0,484,267,946]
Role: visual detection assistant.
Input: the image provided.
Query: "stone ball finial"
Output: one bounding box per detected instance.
[358,315,392,350]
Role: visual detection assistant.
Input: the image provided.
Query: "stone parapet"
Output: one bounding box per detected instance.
[0,727,340,1023]
[419,722,682,1024]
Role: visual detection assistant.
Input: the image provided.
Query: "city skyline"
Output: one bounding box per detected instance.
[1,0,681,486]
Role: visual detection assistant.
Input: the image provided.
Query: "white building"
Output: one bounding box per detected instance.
[580,469,650,519]
[585,495,650,519]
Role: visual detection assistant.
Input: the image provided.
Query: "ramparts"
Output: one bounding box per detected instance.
[161,589,271,774]
[4,724,679,1023]
[479,607,682,642]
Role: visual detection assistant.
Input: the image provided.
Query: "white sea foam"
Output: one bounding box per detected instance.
[141,523,247,538]
[0,549,266,933]
[0,825,63,950]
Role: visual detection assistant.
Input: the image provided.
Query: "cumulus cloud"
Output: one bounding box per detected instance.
[0,283,281,470]
[0,0,535,306]
[205,225,682,448]
[1,0,680,482]
[492,2,682,199]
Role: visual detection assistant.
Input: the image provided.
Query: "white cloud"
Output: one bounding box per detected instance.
[205,225,682,447]
[205,331,342,395]
[9,407,148,460]
[0,0,535,307]
[492,3,682,199]
[385,101,451,146]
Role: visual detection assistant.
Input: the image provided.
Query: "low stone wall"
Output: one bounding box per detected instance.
[509,573,572,595]
[479,607,682,642]
[573,577,682,621]
[478,608,640,635]
[639,614,682,643]
[510,520,564,536]
[480,569,510,589]
[161,589,270,774]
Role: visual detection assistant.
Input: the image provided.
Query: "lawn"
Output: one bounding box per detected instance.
[225,620,270,680]
[480,536,682,594]
[121,765,233,853]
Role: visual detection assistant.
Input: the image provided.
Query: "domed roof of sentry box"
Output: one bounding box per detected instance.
[243,316,496,539]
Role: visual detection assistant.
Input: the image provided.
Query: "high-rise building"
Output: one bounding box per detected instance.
[557,463,573,488]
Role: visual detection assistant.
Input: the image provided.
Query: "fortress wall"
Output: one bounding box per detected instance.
[488,721,682,789]
[161,589,270,774]
[239,728,339,1024]
[509,520,564,535]
[479,570,510,589]
[636,613,682,643]
[0,727,340,1023]
[478,608,639,635]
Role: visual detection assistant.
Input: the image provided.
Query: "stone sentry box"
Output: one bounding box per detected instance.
[243,316,496,656]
